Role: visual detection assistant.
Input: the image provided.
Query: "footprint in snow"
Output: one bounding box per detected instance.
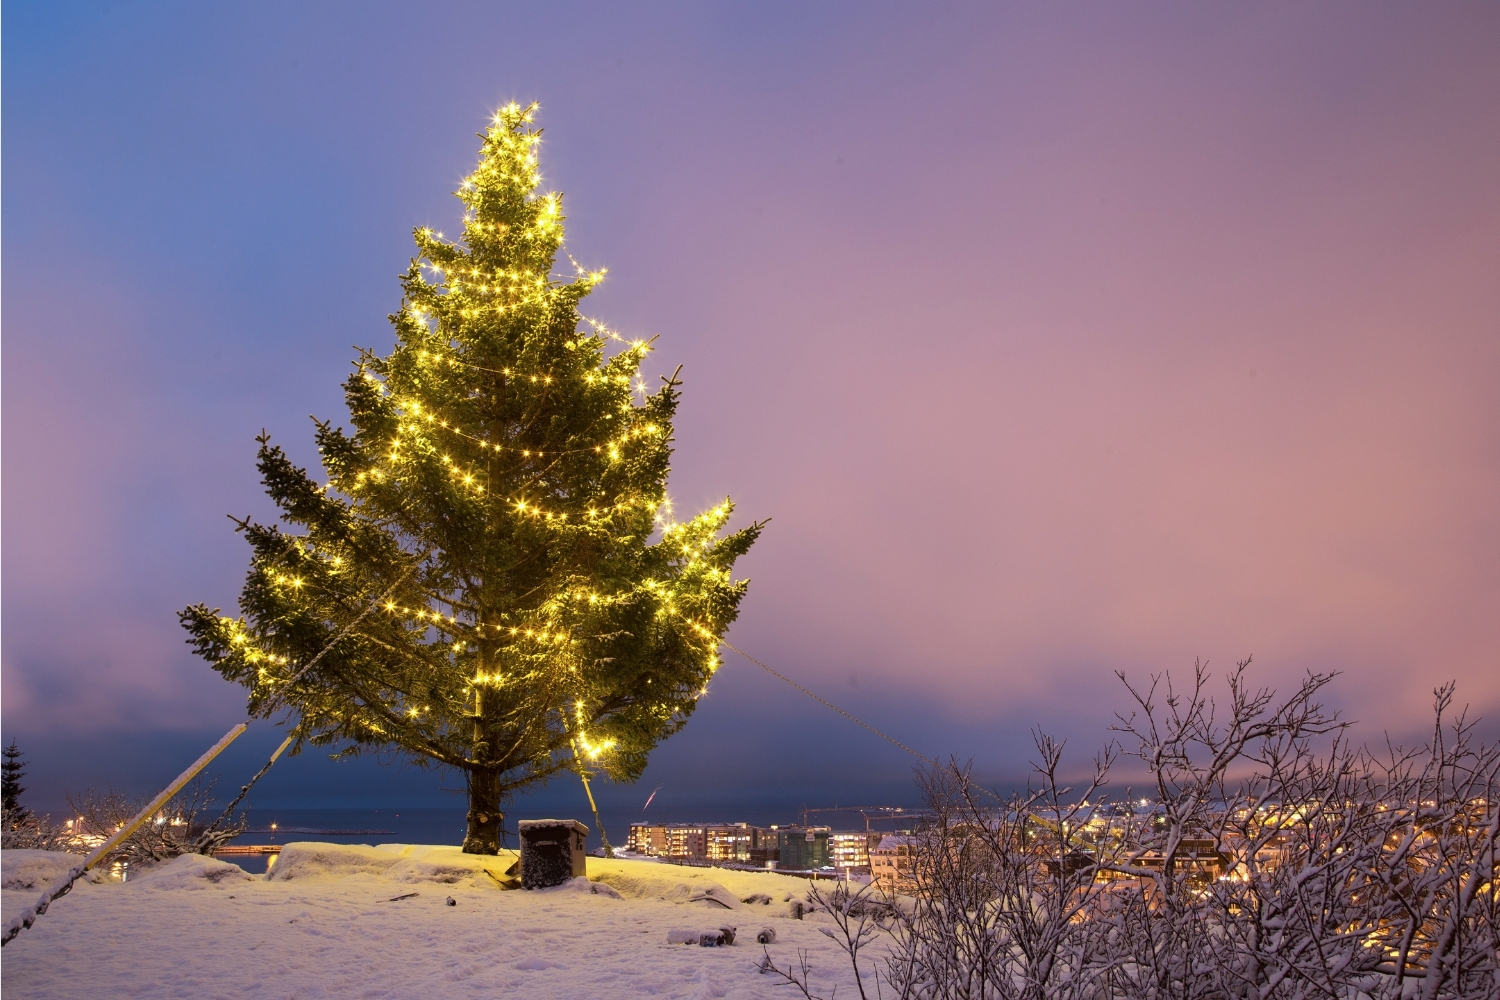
[514,957,568,971]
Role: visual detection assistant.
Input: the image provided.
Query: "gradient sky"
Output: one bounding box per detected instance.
[4,2,1498,819]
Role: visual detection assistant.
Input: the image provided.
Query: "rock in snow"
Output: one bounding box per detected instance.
[667,926,736,946]
[686,885,743,909]
[0,844,861,999]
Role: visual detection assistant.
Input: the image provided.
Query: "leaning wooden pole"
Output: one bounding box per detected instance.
[1,722,248,947]
[572,745,614,859]
[2,567,421,948]
[202,731,297,838]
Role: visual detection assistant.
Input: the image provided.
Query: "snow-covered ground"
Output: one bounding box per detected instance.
[2,844,870,999]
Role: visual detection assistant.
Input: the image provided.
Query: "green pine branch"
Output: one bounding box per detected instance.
[181,104,763,848]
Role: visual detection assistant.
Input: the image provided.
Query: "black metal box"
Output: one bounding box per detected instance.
[518,818,589,889]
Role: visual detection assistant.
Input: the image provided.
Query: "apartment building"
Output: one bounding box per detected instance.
[666,825,706,859]
[629,821,867,871]
[629,822,774,863]
[776,826,831,870]
[871,834,918,894]
[626,823,668,856]
[830,831,882,871]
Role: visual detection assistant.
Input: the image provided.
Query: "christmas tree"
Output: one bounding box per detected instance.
[2,740,28,820]
[181,103,761,853]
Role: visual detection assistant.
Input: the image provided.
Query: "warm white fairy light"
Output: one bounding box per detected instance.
[185,102,755,848]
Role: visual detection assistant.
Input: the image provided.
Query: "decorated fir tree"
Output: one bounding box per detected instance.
[181,103,761,853]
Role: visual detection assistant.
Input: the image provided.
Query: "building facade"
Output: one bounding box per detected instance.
[871,835,918,894]
[628,822,777,863]
[627,824,668,856]
[830,831,883,872]
[666,825,705,859]
[777,826,831,870]
[629,821,878,872]
[706,823,772,862]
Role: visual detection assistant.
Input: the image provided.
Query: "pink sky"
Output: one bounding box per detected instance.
[4,3,1497,800]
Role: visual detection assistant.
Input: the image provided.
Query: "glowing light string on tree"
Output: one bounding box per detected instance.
[377,401,668,460]
[397,339,652,390]
[179,100,761,857]
[243,494,724,668]
[255,559,721,647]
[338,403,672,499]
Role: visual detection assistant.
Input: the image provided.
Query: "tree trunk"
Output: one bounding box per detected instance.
[462,767,502,854]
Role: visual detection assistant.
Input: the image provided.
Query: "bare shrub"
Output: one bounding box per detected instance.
[1104,664,1499,999]
[0,807,76,852]
[882,740,1121,1000]
[65,777,245,869]
[760,878,892,999]
[880,663,1498,1000]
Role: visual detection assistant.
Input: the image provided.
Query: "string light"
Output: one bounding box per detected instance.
[405,345,642,387]
[190,100,751,806]
[242,561,732,666]
[572,701,617,759]
[249,496,733,644]
[378,393,667,460]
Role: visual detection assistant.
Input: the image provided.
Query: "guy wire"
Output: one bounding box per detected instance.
[720,638,1003,804]
[719,639,939,769]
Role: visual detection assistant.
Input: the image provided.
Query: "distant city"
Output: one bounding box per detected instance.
[621,800,1225,895]
[624,816,917,890]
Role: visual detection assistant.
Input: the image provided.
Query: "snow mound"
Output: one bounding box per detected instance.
[268,842,417,881]
[269,842,519,884]
[514,956,569,970]
[686,885,743,909]
[1,850,86,891]
[586,857,806,907]
[667,925,738,946]
[130,853,253,890]
[266,842,804,908]
[389,858,502,885]
[539,875,623,898]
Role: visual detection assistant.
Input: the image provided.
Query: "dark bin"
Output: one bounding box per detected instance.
[518,819,589,889]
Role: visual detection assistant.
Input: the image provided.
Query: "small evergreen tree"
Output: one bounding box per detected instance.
[2,739,29,820]
[181,104,761,853]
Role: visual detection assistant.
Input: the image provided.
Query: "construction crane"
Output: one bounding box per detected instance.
[797,805,931,831]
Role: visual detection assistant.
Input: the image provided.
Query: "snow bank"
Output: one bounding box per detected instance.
[542,874,625,898]
[2,844,867,999]
[268,843,810,908]
[1,849,85,892]
[585,857,813,918]
[128,853,256,890]
[269,841,519,885]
